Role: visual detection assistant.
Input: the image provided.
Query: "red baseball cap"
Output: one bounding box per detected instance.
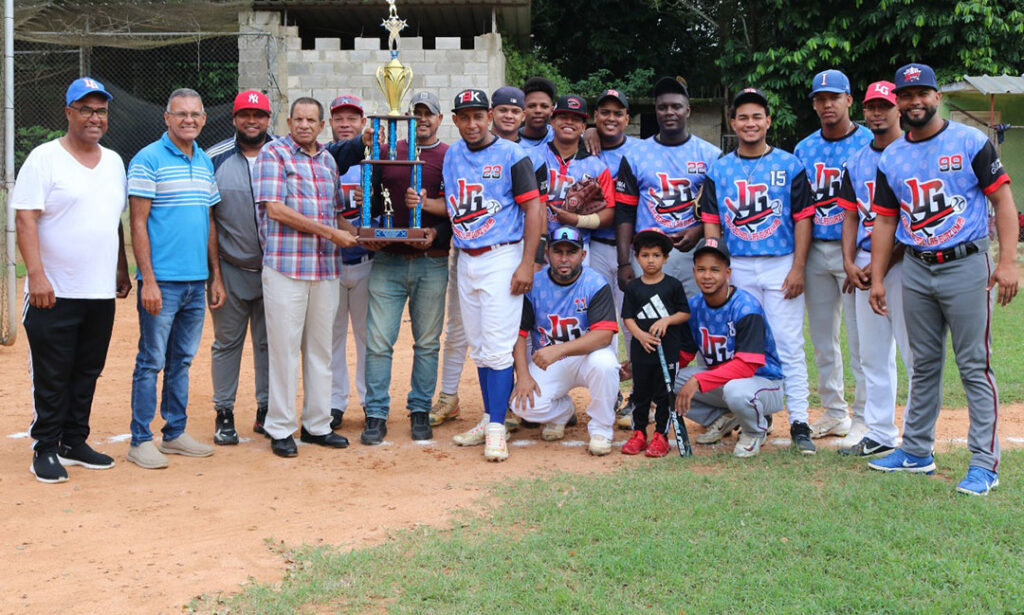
[233,90,271,115]
[863,81,897,106]
[330,94,364,114]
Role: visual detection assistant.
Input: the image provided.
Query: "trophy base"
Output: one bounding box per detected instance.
[357,227,428,243]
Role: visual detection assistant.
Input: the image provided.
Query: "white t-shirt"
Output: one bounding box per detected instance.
[11,139,127,299]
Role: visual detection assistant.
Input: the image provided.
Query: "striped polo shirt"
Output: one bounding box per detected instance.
[127,132,220,281]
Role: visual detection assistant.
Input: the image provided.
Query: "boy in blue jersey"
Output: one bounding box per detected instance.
[510,227,620,456]
[675,238,785,458]
[866,63,1018,495]
[620,230,690,458]
[520,77,556,148]
[794,70,873,443]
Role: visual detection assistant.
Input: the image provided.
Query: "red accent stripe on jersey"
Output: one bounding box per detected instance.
[589,320,619,333]
[514,189,541,204]
[982,173,1011,196]
[701,212,721,224]
[615,192,639,206]
[837,198,857,211]
[872,204,898,216]
[984,255,1000,471]
[734,351,766,366]
[679,350,696,368]
[519,329,529,338]
[793,207,816,221]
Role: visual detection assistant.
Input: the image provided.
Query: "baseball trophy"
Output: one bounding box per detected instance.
[358,0,426,243]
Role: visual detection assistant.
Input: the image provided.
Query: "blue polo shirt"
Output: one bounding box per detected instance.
[127,132,220,281]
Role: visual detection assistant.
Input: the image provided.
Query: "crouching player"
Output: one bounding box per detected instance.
[510,227,620,457]
[675,238,785,458]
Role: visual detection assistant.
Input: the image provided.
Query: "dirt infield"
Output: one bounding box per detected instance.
[1,305,1022,614]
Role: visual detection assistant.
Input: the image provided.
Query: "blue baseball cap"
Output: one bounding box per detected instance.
[549,226,585,249]
[809,69,850,97]
[491,86,525,109]
[894,63,938,91]
[66,77,112,106]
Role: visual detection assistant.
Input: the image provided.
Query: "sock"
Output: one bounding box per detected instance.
[485,366,515,424]
[477,367,491,421]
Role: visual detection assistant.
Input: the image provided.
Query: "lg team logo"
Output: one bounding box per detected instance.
[539,314,582,346]
[339,183,360,219]
[811,163,844,225]
[647,172,697,228]
[548,170,579,208]
[899,176,966,246]
[448,179,502,239]
[724,179,782,241]
[699,326,733,364]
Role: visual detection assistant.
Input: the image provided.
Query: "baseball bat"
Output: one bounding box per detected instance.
[657,344,692,457]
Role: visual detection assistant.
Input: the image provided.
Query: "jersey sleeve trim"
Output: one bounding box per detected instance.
[702,212,721,224]
[589,320,619,333]
[514,188,541,204]
[983,174,1011,196]
[793,207,816,221]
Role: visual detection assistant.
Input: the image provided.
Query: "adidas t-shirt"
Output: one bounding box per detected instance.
[621,274,689,365]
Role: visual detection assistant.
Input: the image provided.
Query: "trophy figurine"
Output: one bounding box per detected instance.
[357,0,427,243]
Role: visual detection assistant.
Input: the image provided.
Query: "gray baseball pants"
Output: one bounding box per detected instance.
[900,245,1000,471]
[210,260,268,412]
[676,366,785,434]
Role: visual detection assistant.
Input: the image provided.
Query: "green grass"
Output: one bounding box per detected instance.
[212,450,1024,614]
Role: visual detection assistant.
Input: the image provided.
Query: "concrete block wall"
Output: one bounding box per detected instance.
[239,11,506,144]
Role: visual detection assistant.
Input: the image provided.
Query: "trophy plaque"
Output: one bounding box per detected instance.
[358,0,426,243]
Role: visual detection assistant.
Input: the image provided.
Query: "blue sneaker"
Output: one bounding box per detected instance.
[955,466,999,496]
[868,449,936,474]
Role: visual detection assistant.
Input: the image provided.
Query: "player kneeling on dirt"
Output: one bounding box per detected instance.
[511,227,620,456]
[674,238,785,458]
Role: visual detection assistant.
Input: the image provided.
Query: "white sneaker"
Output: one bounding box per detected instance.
[126,441,169,469]
[837,420,869,448]
[810,415,852,439]
[588,435,612,456]
[541,422,566,441]
[484,422,508,462]
[734,431,766,458]
[159,433,214,457]
[453,416,489,446]
[695,412,739,444]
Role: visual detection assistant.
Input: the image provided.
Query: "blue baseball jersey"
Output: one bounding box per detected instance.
[686,288,783,380]
[874,121,1010,251]
[701,147,814,256]
[594,136,642,241]
[520,266,618,350]
[794,124,872,240]
[613,134,721,234]
[519,124,554,149]
[837,142,885,252]
[529,141,615,240]
[338,165,371,261]
[441,136,541,250]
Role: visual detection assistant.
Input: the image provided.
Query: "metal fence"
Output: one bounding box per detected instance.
[1,31,281,345]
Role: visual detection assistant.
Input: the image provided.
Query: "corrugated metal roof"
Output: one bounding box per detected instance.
[942,75,1024,95]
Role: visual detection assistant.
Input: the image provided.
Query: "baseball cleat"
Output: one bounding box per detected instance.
[734,431,766,458]
[483,422,509,461]
[214,408,239,445]
[955,467,999,496]
[541,422,566,441]
[868,449,935,474]
[837,420,869,448]
[790,421,816,455]
[695,412,739,444]
[429,392,460,426]
[453,416,488,446]
[588,435,612,456]
[810,415,851,439]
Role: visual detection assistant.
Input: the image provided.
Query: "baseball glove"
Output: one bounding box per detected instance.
[562,178,606,215]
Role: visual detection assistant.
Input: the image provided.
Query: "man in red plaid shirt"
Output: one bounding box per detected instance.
[253,97,361,457]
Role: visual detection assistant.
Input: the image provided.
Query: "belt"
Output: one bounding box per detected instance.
[463,240,520,257]
[906,242,979,265]
[342,253,375,266]
[590,236,616,246]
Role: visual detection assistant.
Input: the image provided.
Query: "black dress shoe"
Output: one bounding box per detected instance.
[271,436,298,457]
[300,427,349,448]
[330,408,344,430]
[410,412,432,441]
[361,417,387,445]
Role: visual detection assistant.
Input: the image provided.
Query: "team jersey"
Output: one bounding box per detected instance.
[794,124,872,240]
[441,136,542,250]
[529,141,615,240]
[685,287,784,380]
[874,120,1010,251]
[837,142,885,252]
[594,136,642,241]
[701,147,814,256]
[520,266,618,350]
[621,274,689,365]
[614,134,721,234]
[338,165,371,261]
[519,124,555,149]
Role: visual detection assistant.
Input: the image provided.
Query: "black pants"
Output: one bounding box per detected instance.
[631,359,676,435]
[24,298,115,452]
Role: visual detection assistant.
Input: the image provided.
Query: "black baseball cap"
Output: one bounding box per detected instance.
[731,87,770,112]
[597,88,629,110]
[523,76,557,101]
[549,226,585,249]
[552,95,588,119]
[453,88,489,111]
[492,86,525,109]
[693,236,731,265]
[653,76,690,99]
[632,229,674,255]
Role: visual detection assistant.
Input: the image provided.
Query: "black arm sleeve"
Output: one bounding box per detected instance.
[586,285,617,328]
[873,168,899,213]
[326,136,366,175]
[790,170,814,220]
[971,140,1009,192]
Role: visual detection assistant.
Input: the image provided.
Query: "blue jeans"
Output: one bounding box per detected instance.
[364,253,448,418]
[130,280,206,446]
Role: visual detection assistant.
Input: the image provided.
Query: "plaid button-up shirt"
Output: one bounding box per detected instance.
[253,135,341,281]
